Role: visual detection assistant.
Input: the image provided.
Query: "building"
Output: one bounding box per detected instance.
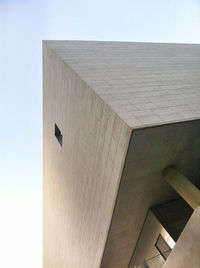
[43,41,200,268]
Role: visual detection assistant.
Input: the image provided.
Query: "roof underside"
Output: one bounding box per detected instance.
[45,41,200,129]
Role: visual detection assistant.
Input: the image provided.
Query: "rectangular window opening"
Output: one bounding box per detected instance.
[55,123,62,146]
[155,234,172,260]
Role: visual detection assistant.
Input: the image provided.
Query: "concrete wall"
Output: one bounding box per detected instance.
[163,207,200,268]
[101,120,200,268]
[43,41,200,268]
[43,43,131,268]
[46,41,200,129]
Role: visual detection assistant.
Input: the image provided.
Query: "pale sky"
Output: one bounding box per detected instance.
[0,0,199,267]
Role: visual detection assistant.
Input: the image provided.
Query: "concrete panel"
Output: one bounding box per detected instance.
[46,41,200,129]
[101,120,200,268]
[163,207,200,268]
[43,43,131,268]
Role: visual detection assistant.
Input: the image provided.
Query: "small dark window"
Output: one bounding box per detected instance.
[55,124,62,146]
[155,234,172,260]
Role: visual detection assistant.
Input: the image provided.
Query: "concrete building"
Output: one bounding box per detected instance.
[43,41,200,268]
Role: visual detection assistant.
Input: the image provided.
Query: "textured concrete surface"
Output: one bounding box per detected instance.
[43,41,200,268]
[101,120,200,268]
[46,41,200,129]
[163,207,200,268]
[43,43,131,268]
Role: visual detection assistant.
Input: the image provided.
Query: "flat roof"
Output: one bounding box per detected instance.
[45,41,200,129]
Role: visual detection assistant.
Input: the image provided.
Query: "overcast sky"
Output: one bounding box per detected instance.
[0,0,199,267]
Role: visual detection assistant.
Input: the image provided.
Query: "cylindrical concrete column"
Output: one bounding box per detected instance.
[162,166,200,210]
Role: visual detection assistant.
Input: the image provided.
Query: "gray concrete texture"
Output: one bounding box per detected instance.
[43,41,200,268]
[43,43,131,268]
[46,41,200,129]
[103,120,200,268]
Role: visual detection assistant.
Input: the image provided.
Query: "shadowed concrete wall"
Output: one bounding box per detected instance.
[102,120,200,268]
[163,207,200,268]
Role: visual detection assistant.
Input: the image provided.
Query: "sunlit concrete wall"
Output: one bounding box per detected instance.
[43,42,131,268]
